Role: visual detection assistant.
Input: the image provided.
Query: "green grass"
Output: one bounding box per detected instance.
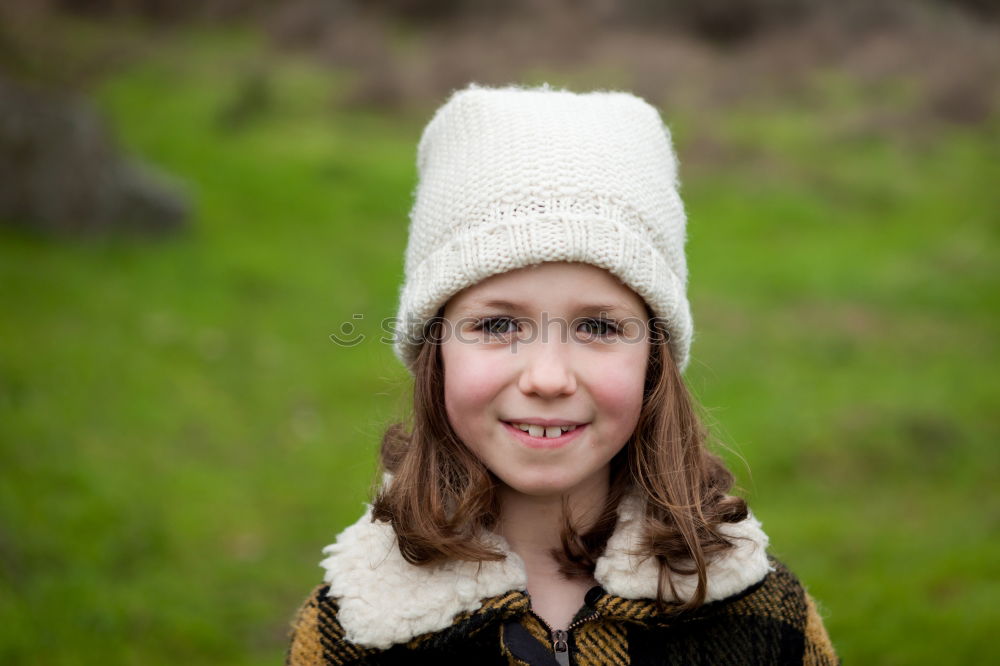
[1,21,998,665]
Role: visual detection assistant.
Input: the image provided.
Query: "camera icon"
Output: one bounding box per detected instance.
[329,314,366,347]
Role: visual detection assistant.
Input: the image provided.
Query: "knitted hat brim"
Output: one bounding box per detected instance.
[392,211,692,373]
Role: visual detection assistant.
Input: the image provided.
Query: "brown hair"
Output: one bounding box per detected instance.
[371,315,748,610]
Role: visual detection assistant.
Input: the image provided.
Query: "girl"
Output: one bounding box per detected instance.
[287,83,838,665]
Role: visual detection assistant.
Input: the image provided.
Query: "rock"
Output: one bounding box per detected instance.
[0,74,190,236]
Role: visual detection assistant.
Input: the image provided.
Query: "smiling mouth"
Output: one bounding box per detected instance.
[501,421,587,449]
[508,422,577,438]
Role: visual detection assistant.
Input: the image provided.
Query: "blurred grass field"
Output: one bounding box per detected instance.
[1,21,999,665]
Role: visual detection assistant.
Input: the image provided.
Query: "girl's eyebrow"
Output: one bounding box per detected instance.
[575,303,636,317]
[467,299,523,312]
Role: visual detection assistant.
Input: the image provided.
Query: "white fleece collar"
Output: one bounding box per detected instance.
[319,495,772,649]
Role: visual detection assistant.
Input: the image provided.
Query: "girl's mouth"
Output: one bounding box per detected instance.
[501,421,588,449]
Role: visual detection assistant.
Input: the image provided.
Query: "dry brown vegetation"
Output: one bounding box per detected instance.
[4,0,999,129]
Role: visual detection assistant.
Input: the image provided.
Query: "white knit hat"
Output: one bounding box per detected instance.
[393,83,693,372]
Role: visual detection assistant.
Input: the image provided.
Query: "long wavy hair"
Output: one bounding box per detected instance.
[371,311,748,610]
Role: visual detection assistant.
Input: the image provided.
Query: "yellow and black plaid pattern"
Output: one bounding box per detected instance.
[573,620,630,666]
[286,558,838,665]
[285,585,377,665]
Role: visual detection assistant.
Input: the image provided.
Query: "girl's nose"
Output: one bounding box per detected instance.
[516,335,577,398]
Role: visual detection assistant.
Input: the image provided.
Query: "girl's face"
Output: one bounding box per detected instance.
[441,262,650,498]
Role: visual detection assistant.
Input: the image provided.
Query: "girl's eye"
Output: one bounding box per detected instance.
[578,317,620,339]
[475,316,518,338]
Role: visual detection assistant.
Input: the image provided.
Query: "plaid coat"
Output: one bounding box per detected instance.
[287,499,837,665]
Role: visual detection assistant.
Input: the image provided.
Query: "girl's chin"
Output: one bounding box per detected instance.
[494,474,583,499]
[505,485,574,499]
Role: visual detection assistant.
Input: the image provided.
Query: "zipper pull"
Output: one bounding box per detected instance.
[552,629,570,666]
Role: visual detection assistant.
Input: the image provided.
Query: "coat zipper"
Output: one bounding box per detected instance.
[530,610,600,666]
[552,629,570,666]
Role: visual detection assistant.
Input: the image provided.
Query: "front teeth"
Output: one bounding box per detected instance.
[513,423,578,438]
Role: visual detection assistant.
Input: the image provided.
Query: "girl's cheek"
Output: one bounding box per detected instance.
[446,369,494,407]
[442,348,508,426]
[586,351,648,418]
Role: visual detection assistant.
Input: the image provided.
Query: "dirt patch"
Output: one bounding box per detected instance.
[260,0,1000,139]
